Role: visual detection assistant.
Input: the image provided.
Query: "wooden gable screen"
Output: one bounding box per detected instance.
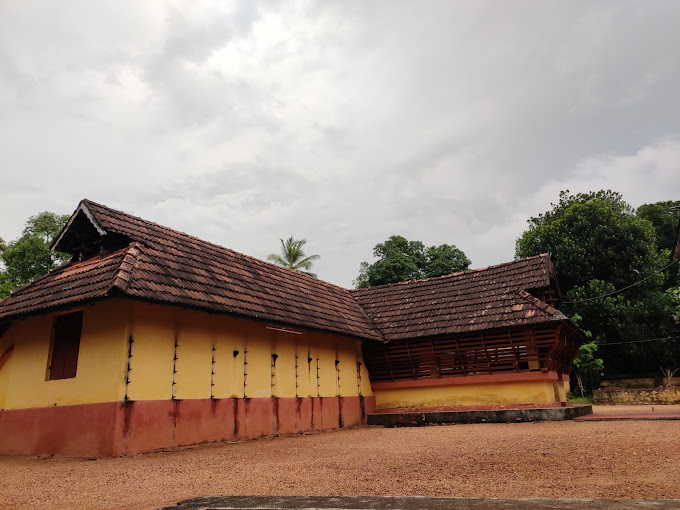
[48,311,83,380]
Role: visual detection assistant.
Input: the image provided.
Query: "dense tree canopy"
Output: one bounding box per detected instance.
[0,237,10,298]
[637,200,680,253]
[516,190,679,374]
[422,244,472,279]
[516,190,663,292]
[267,236,320,278]
[637,200,680,287]
[0,212,70,298]
[354,235,470,288]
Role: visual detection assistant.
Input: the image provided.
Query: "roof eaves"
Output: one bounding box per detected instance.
[560,317,588,341]
[0,296,113,326]
[0,246,136,323]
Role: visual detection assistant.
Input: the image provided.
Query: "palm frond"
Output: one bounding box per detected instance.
[266,254,288,266]
[267,236,320,275]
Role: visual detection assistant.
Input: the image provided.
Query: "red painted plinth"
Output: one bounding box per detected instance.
[0,395,372,457]
[0,401,121,457]
[276,397,312,435]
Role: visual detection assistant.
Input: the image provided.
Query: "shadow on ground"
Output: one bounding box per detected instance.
[163,495,680,510]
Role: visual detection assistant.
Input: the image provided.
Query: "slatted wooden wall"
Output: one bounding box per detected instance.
[363,323,582,383]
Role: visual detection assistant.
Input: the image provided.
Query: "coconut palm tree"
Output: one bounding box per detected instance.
[267,236,320,277]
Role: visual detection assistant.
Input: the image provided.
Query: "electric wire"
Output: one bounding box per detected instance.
[596,336,680,347]
[561,259,679,304]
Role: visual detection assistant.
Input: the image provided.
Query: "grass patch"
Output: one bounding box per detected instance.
[568,395,593,404]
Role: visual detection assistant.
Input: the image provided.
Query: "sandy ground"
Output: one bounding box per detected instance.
[1,419,679,510]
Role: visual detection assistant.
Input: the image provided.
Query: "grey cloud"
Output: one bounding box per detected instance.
[1,1,680,287]
[160,2,261,63]
[0,51,37,101]
[140,3,270,129]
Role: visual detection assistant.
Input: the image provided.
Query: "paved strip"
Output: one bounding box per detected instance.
[575,415,680,421]
[576,405,680,421]
[163,496,680,510]
[368,406,592,427]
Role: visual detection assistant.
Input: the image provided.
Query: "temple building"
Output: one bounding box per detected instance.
[354,257,580,412]
[0,200,584,457]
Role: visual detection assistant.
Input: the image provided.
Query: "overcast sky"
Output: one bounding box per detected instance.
[1,1,679,287]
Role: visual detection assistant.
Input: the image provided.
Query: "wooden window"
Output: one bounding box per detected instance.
[48,311,83,380]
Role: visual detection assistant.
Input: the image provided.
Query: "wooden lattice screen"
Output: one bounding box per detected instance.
[363,323,581,383]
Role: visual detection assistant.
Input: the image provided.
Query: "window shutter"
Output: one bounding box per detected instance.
[49,311,83,380]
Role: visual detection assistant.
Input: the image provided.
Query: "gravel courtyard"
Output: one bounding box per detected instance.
[1,418,679,510]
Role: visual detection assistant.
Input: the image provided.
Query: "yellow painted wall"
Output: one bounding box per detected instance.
[175,311,213,400]
[0,332,16,409]
[244,326,273,399]
[0,299,372,410]
[126,303,175,401]
[295,338,311,398]
[359,359,372,397]
[212,316,246,399]
[316,334,338,397]
[552,380,568,402]
[373,379,558,410]
[0,300,130,410]
[307,340,321,397]
[272,334,297,398]
[336,346,359,397]
[124,302,370,401]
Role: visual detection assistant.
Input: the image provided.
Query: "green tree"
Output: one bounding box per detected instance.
[0,212,70,298]
[636,201,680,364]
[353,262,371,289]
[572,339,604,397]
[637,200,680,287]
[0,237,11,298]
[516,190,662,292]
[637,200,680,253]
[354,235,470,288]
[267,236,320,277]
[668,287,680,324]
[516,190,676,374]
[423,244,472,278]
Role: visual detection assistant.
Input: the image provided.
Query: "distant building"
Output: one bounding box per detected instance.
[0,200,584,456]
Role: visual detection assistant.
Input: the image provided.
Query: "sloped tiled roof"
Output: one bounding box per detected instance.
[0,245,135,320]
[350,254,567,341]
[0,200,572,343]
[0,200,382,341]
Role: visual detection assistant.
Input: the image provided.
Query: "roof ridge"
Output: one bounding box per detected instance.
[110,242,144,293]
[348,293,385,342]
[82,199,355,295]
[350,254,551,293]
